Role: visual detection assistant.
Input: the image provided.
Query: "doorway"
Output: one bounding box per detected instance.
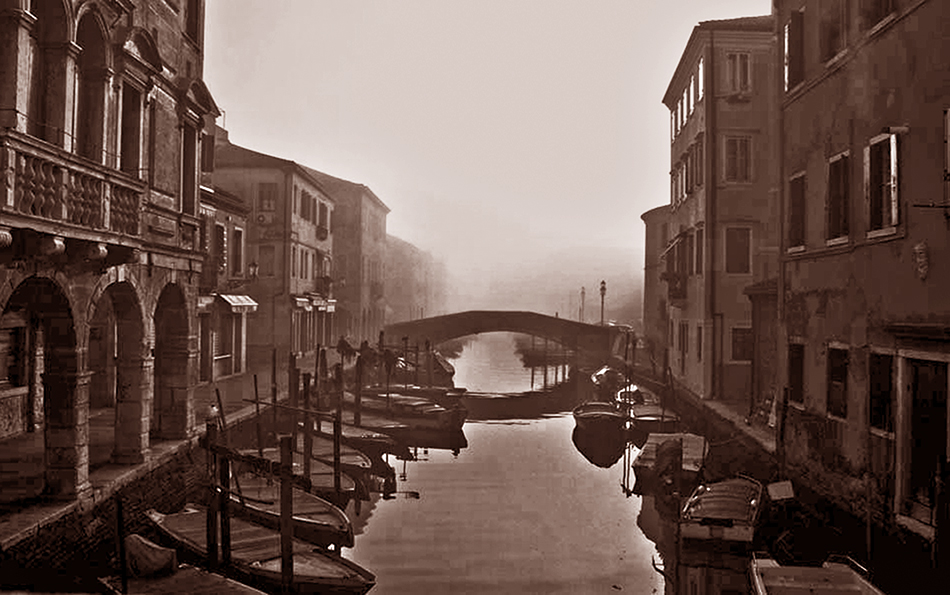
[907,358,948,523]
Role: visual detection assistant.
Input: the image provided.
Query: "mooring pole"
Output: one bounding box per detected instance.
[354,355,363,428]
[219,455,231,567]
[279,435,293,594]
[271,348,278,435]
[254,374,263,458]
[206,420,219,571]
[334,365,343,498]
[302,372,312,480]
[114,496,128,594]
[290,353,299,453]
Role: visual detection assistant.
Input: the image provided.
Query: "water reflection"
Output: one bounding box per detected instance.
[571,421,627,469]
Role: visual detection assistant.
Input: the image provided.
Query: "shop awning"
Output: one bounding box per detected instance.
[293,297,312,311]
[215,294,258,313]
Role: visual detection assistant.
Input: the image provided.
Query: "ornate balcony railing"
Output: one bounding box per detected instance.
[1,130,143,239]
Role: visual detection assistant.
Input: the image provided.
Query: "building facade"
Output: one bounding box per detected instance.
[0,0,218,500]
[384,234,447,325]
[776,0,950,540]
[307,170,389,345]
[640,205,671,374]
[212,135,335,382]
[657,16,779,418]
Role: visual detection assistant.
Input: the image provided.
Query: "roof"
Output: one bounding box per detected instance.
[662,14,773,106]
[301,166,391,214]
[214,141,334,201]
[640,204,671,222]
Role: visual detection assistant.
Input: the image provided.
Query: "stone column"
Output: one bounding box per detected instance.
[153,345,199,440]
[43,369,92,500]
[113,355,154,463]
[41,41,80,150]
[0,7,36,131]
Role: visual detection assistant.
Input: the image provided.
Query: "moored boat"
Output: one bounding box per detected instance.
[343,391,467,431]
[630,432,707,496]
[750,553,887,595]
[146,505,375,595]
[619,385,680,435]
[237,447,358,508]
[680,475,765,543]
[230,471,354,550]
[572,400,627,432]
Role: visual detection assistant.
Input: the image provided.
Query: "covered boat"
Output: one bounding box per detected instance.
[146,505,375,595]
[680,475,764,543]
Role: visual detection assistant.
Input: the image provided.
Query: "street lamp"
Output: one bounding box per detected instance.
[599,280,606,326]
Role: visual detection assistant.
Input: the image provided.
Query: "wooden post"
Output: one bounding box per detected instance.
[254,374,263,457]
[219,456,231,567]
[414,343,419,386]
[302,372,312,480]
[290,353,299,451]
[334,365,343,498]
[354,355,363,428]
[206,420,219,570]
[115,496,128,594]
[279,435,293,594]
[544,336,548,389]
[426,339,432,388]
[271,349,278,434]
[215,388,244,505]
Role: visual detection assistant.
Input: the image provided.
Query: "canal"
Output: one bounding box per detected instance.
[344,332,666,594]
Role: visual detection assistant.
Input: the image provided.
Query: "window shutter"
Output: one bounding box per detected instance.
[863,145,871,229]
[889,133,899,226]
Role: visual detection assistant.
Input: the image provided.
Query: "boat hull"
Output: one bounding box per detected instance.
[146,505,375,595]
[680,476,764,544]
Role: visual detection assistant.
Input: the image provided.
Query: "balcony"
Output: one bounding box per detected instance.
[314,275,332,297]
[1,130,143,245]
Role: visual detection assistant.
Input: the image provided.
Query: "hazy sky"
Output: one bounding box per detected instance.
[204,0,772,310]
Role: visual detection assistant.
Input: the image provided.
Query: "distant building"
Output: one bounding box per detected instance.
[0,0,218,499]
[656,15,779,421]
[640,205,671,374]
[384,235,448,324]
[775,0,950,540]
[213,134,336,380]
[305,170,390,345]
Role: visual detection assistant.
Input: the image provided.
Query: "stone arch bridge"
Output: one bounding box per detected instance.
[383,310,622,365]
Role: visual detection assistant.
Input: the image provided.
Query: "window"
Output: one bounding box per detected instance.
[215,312,233,358]
[788,344,804,404]
[869,353,893,432]
[259,245,275,276]
[821,0,848,61]
[0,325,26,387]
[695,228,703,275]
[861,0,894,30]
[231,228,243,277]
[866,134,899,231]
[259,182,277,211]
[698,58,704,101]
[725,227,751,274]
[695,134,704,186]
[214,224,226,272]
[696,324,703,361]
[120,83,142,175]
[292,246,297,278]
[732,328,754,362]
[687,232,695,275]
[185,0,201,43]
[785,9,805,91]
[300,191,311,221]
[725,136,751,182]
[789,174,806,248]
[827,347,849,418]
[726,52,751,93]
[828,154,850,240]
[689,76,696,113]
[181,122,198,214]
[201,131,215,173]
[679,321,688,374]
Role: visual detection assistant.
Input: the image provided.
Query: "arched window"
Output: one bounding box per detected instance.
[27,0,69,144]
[76,12,108,162]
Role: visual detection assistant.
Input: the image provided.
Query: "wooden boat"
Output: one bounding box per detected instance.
[230,471,354,549]
[750,553,887,594]
[680,475,764,543]
[146,505,375,594]
[572,400,627,432]
[342,390,467,431]
[237,448,358,507]
[618,386,679,435]
[295,431,374,479]
[100,563,269,594]
[630,432,707,496]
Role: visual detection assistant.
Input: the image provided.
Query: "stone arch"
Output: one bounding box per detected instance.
[27,0,72,145]
[75,6,109,162]
[1,274,88,499]
[152,283,193,439]
[87,273,151,464]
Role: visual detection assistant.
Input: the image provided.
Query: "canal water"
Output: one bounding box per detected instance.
[344,332,666,594]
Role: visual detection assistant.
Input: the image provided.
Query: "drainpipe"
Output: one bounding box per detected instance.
[708,30,718,400]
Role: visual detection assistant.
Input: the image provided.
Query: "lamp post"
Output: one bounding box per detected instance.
[599,280,606,326]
